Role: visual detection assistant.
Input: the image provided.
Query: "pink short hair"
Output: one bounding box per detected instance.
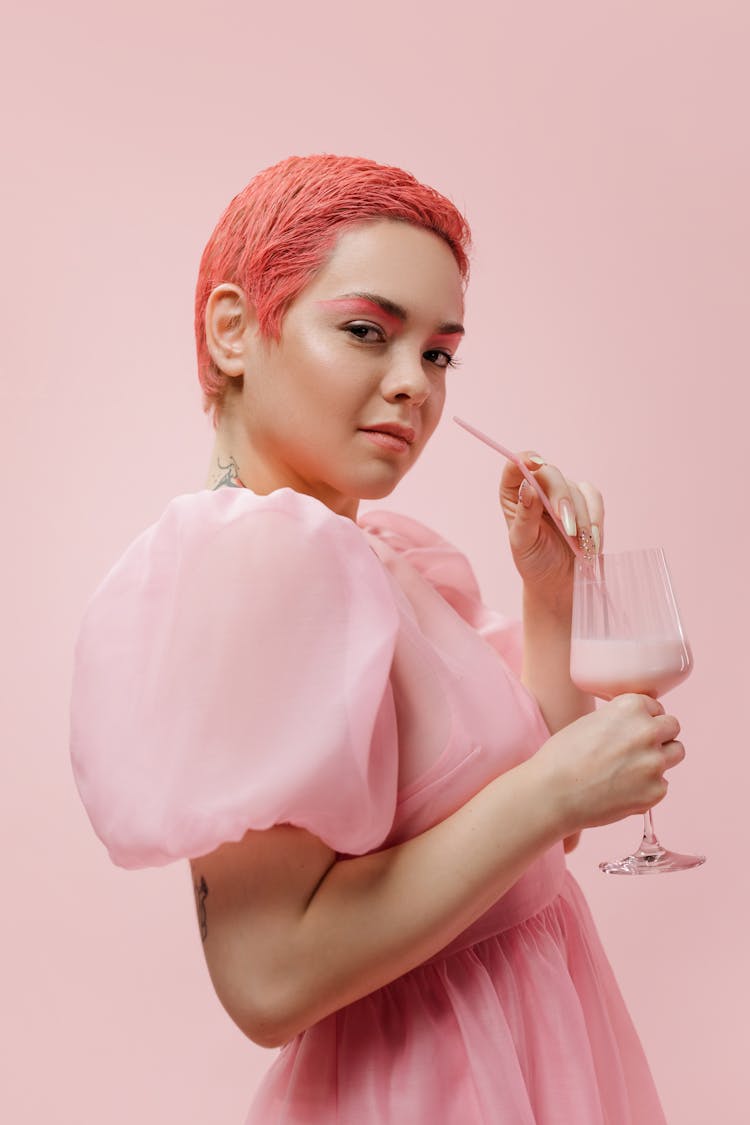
[194,154,472,426]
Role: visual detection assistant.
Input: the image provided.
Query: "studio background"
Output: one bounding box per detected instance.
[3,2,747,1121]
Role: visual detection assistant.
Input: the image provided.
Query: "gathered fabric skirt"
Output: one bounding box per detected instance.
[244,871,666,1124]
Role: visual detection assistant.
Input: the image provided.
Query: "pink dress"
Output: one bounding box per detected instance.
[69,484,667,1124]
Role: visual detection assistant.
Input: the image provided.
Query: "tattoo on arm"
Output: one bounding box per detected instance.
[210,455,241,491]
[194,875,209,942]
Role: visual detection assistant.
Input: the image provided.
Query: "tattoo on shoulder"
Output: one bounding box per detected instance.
[194,874,209,942]
[210,456,241,491]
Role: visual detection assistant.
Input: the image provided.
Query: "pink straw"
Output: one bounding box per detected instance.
[452,416,595,564]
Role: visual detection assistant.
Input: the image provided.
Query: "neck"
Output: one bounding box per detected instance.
[205,404,251,490]
[205,451,243,490]
[205,404,361,521]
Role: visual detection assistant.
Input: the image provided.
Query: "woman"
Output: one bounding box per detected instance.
[70,154,681,1123]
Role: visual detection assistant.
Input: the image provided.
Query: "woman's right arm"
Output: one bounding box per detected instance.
[190,693,683,1048]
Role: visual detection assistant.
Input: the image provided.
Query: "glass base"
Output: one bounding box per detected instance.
[600,843,706,875]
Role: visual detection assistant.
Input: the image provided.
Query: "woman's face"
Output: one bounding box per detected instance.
[214,218,465,519]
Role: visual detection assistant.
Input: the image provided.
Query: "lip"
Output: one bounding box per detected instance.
[360,429,410,453]
[358,422,416,444]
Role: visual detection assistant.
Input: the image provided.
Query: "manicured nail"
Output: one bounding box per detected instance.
[559,498,577,537]
[528,456,546,467]
[591,524,601,554]
[518,479,533,508]
[578,528,596,560]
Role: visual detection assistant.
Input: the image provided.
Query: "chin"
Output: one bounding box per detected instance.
[355,480,402,501]
[347,463,412,501]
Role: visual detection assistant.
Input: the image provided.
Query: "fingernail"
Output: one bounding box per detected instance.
[591,524,601,554]
[578,527,596,560]
[528,455,546,467]
[559,498,577,537]
[519,479,533,508]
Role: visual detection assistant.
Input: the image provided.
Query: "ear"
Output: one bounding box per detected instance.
[205,284,259,378]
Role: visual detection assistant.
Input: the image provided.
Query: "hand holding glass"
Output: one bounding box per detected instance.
[570,548,705,874]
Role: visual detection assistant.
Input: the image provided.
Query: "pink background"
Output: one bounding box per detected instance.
[4,2,748,1121]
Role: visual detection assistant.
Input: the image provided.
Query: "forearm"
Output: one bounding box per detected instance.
[276,754,566,1042]
[521,585,595,734]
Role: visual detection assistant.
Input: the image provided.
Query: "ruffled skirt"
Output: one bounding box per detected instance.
[245,871,666,1124]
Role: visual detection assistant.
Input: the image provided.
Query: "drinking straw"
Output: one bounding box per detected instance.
[453,416,596,564]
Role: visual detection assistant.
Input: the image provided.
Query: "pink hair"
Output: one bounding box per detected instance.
[194,154,472,426]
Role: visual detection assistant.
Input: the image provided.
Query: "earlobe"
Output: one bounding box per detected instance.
[205,284,257,377]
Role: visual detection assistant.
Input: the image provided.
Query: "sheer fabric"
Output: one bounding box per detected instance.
[69,486,667,1124]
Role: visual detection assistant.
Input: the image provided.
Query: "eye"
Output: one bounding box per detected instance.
[344,322,386,343]
[344,324,461,370]
[424,349,461,370]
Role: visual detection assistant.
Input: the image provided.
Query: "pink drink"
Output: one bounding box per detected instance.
[570,638,692,700]
[569,547,704,873]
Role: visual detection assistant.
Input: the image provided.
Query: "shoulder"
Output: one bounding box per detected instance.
[91,486,385,602]
[74,486,401,674]
[151,485,372,555]
[70,487,403,868]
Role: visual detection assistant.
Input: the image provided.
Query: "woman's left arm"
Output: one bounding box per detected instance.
[498,453,606,852]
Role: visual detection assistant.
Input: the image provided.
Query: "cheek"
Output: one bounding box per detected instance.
[291,328,358,388]
[280,337,323,386]
[418,386,446,444]
[429,380,447,417]
[271,344,334,408]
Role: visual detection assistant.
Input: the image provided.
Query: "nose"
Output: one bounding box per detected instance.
[381,353,434,406]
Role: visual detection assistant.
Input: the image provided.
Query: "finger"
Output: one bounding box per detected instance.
[507,458,600,557]
[499,451,545,498]
[653,712,681,745]
[510,474,546,554]
[613,693,665,717]
[498,453,544,527]
[566,481,595,558]
[577,480,605,554]
[523,461,579,540]
[576,480,604,531]
[646,776,670,810]
[639,693,665,717]
[661,740,686,770]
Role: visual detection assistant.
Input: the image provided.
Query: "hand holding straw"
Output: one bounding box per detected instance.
[452,416,596,564]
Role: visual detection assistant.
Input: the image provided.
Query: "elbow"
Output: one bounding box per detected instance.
[235,981,310,1049]
[209,946,325,1048]
[242,1016,293,1050]
[233,994,293,1049]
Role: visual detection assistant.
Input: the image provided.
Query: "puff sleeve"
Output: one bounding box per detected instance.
[356,509,525,676]
[69,487,401,869]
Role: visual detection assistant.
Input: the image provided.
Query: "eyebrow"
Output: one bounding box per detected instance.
[328,291,465,337]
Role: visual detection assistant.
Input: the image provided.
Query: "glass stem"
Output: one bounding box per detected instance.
[641,810,663,855]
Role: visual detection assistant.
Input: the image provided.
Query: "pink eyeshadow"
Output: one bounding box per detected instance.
[428,332,464,346]
[316,298,403,331]
[316,299,464,346]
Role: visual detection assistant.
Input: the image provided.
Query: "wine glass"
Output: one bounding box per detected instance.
[570,547,706,875]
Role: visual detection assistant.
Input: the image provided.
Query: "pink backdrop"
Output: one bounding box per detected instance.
[4,2,748,1121]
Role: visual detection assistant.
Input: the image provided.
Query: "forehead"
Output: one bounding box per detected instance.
[303,219,465,318]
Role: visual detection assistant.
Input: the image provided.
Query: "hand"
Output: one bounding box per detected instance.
[532,694,686,837]
[498,453,604,611]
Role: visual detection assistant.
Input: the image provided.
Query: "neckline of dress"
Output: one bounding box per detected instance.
[224,476,381,542]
